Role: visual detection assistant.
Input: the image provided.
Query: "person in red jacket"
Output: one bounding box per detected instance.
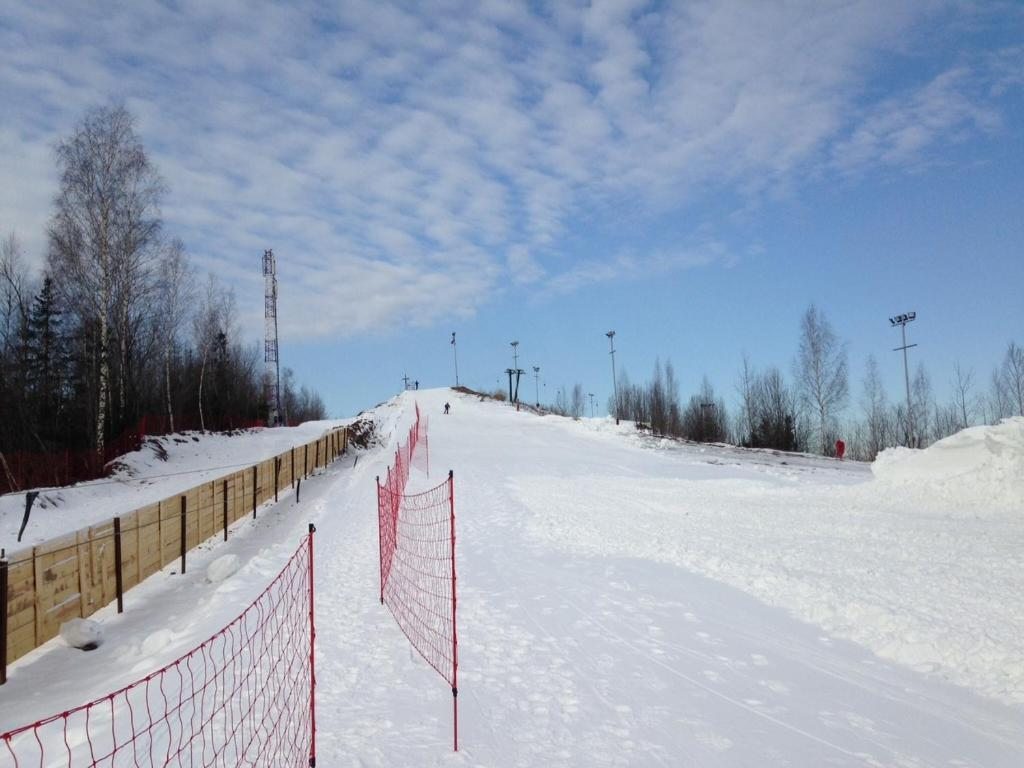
[835,438,846,460]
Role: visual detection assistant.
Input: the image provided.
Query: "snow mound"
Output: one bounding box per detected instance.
[60,618,103,650]
[872,417,1024,508]
[207,554,241,583]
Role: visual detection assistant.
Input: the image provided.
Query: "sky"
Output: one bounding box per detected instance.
[1,0,1022,420]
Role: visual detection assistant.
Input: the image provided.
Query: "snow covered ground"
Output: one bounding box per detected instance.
[2,390,1022,766]
[0,419,349,552]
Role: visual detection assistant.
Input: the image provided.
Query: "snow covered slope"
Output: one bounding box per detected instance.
[0,419,349,551]
[1,391,1021,766]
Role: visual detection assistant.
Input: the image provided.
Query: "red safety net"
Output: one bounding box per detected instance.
[2,531,317,767]
[375,405,458,750]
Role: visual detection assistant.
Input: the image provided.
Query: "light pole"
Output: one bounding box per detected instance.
[533,366,540,407]
[451,332,459,387]
[588,392,595,418]
[890,311,918,447]
[510,341,521,404]
[606,331,619,424]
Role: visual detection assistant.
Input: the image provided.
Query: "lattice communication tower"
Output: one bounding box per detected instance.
[264,249,282,426]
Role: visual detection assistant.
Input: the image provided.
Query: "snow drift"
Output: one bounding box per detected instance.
[872,417,1024,509]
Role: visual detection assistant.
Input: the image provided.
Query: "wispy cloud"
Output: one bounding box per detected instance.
[0,0,1019,341]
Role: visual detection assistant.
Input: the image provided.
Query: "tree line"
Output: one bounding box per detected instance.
[590,305,1022,460]
[0,104,325,483]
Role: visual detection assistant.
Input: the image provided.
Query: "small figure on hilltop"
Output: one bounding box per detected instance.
[444,402,450,415]
[414,380,419,390]
[835,438,846,461]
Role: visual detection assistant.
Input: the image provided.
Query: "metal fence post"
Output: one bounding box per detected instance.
[179,496,187,574]
[114,517,124,613]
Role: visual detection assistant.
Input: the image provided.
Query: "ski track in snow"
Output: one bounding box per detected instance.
[2,391,1022,766]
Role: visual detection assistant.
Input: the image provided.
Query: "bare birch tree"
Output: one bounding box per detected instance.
[860,355,889,460]
[48,104,164,453]
[795,304,848,455]
[155,239,194,432]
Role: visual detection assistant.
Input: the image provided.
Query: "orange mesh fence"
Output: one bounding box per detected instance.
[2,530,317,767]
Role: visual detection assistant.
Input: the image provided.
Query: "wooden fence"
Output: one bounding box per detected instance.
[0,426,348,681]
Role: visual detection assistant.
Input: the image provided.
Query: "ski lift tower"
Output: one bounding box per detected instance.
[263,249,282,426]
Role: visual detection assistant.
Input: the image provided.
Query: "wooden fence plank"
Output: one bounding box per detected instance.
[120,510,140,592]
[137,505,161,582]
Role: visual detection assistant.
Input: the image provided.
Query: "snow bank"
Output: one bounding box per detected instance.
[872,418,1024,509]
[207,554,240,583]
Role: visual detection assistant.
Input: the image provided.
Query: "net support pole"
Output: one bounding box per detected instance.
[376,476,384,604]
[308,522,317,768]
[449,469,459,752]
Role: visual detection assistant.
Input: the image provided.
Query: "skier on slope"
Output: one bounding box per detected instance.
[444,402,450,415]
[835,438,846,461]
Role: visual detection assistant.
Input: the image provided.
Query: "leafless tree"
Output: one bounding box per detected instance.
[192,275,236,431]
[999,341,1024,417]
[735,354,757,445]
[795,304,849,455]
[682,376,728,443]
[0,234,32,353]
[950,362,976,429]
[155,239,194,432]
[911,363,932,446]
[860,355,889,460]
[47,104,164,453]
[570,383,585,419]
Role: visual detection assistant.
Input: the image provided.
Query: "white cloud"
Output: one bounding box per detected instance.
[0,0,1017,341]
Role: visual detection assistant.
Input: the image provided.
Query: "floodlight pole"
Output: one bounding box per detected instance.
[588,393,595,418]
[402,373,411,391]
[510,341,520,403]
[890,312,918,447]
[606,331,619,424]
[533,366,540,407]
[451,332,459,387]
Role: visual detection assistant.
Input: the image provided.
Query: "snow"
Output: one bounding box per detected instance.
[872,417,1024,509]
[59,618,102,650]
[0,419,348,552]
[1,390,1022,766]
[206,553,240,583]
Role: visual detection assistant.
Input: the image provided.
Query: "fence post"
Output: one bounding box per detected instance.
[376,477,384,604]
[179,496,187,575]
[296,477,301,504]
[304,444,309,479]
[308,522,317,768]
[449,469,458,752]
[222,480,229,541]
[252,466,258,519]
[114,517,124,614]
[1,549,8,685]
[291,448,296,489]
[315,440,320,471]
[274,458,280,503]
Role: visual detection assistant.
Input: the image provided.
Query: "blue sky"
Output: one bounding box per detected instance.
[2,0,1022,419]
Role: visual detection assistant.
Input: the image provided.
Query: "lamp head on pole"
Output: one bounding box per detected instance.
[889,311,916,327]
